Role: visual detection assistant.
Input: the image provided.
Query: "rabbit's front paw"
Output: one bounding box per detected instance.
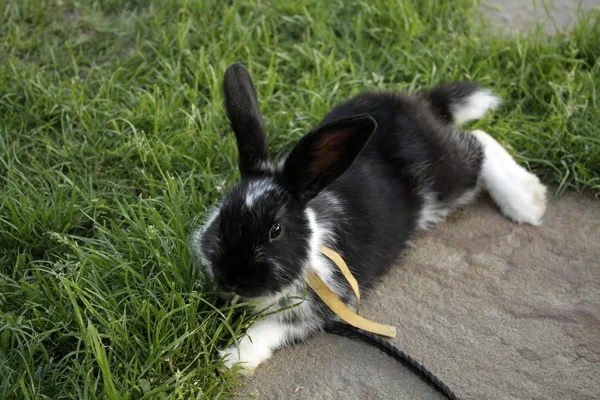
[218,342,272,376]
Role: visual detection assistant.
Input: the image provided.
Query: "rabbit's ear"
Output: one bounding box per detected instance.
[223,63,269,177]
[280,115,377,201]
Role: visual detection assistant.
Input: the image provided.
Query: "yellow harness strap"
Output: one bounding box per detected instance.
[318,245,361,313]
[307,246,397,338]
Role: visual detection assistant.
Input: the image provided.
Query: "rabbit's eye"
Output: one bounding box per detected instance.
[269,222,283,241]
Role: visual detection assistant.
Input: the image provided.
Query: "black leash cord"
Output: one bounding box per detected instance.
[325,322,460,400]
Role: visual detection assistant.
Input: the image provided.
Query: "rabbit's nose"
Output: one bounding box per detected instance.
[221,280,238,292]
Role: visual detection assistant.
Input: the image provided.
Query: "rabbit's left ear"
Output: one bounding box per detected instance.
[280,115,377,201]
[223,63,269,177]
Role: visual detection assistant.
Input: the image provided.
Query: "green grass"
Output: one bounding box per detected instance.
[0,0,598,398]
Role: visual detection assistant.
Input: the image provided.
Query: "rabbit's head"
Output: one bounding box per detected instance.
[192,63,376,299]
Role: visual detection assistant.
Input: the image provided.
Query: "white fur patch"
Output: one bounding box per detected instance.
[245,178,277,207]
[452,90,501,125]
[304,207,336,282]
[471,129,547,225]
[219,318,306,374]
[192,204,221,278]
[320,190,345,214]
[416,192,448,230]
[256,160,272,171]
[416,187,479,230]
[304,205,355,312]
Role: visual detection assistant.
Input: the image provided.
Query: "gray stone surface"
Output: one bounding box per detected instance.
[481,0,599,34]
[240,192,600,399]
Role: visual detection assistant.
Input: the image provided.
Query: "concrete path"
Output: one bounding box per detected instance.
[239,1,600,399]
[240,192,599,400]
[481,0,598,34]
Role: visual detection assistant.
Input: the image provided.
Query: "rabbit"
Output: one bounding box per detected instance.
[191,63,547,374]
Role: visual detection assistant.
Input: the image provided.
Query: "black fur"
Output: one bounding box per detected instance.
[198,63,485,302]
[279,114,377,202]
[192,63,491,368]
[421,81,482,124]
[223,63,270,177]
[305,91,483,287]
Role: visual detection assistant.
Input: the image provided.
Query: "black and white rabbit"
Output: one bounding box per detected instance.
[192,63,547,373]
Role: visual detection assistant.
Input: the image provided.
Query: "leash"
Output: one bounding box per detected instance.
[308,246,461,400]
[325,322,460,400]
